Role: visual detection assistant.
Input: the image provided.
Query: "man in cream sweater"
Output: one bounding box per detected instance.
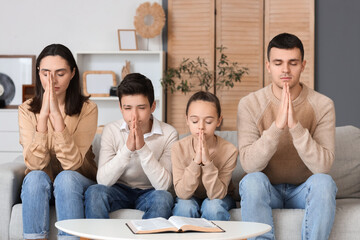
[237,33,337,239]
[85,73,178,219]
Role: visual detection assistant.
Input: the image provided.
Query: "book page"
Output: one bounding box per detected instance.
[168,216,218,230]
[129,217,176,231]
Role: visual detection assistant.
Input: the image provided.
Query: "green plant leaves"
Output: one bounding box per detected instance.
[162,45,248,94]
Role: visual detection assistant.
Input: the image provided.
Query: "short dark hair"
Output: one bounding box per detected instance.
[29,44,88,116]
[267,33,304,61]
[117,73,154,106]
[186,91,221,118]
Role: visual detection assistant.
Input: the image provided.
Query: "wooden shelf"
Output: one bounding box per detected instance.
[77,51,165,125]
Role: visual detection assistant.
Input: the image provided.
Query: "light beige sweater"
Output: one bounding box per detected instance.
[172,135,238,200]
[237,83,335,185]
[97,118,178,190]
[18,99,98,181]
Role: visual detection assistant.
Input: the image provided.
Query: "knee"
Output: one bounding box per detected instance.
[307,174,337,198]
[201,198,231,220]
[54,170,82,194]
[54,170,79,187]
[22,171,51,194]
[173,198,199,217]
[85,184,109,205]
[151,190,174,206]
[239,172,270,198]
[202,198,225,212]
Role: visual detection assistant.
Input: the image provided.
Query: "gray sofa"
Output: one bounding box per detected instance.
[1,125,360,240]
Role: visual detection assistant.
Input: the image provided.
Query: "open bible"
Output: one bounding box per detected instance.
[126,216,224,234]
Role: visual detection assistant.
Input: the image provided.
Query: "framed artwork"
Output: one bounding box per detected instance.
[0,55,36,106]
[118,29,138,50]
[82,71,116,97]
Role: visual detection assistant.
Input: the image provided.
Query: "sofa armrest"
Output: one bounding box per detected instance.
[0,157,26,240]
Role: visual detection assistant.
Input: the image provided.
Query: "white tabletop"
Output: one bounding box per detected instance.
[55,219,271,240]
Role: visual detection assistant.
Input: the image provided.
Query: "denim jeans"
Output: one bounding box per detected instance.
[239,172,337,240]
[84,183,174,219]
[172,195,236,221]
[21,170,95,240]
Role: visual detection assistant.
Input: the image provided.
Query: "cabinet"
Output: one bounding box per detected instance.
[0,109,22,164]
[76,51,165,126]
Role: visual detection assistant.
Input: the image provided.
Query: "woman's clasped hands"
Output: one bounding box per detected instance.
[37,72,65,133]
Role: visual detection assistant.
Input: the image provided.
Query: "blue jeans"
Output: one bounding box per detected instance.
[21,170,95,240]
[172,195,235,221]
[84,183,174,219]
[239,172,337,240]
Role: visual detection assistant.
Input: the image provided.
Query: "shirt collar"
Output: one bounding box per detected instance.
[120,115,163,139]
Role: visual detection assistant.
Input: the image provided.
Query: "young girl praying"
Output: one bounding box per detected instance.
[171,91,238,220]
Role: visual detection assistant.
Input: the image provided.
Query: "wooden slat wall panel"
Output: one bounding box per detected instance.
[167,0,314,133]
[216,0,264,130]
[264,0,314,89]
[167,0,215,134]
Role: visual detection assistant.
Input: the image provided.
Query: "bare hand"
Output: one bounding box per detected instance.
[200,130,210,165]
[193,131,202,165]
[275,83,289,129]
[37,75,50,132]
[134,115,145,150]
[49,73,61,118]
[126,115,136,151]
[40,74,51,118]
[287,86,298,128]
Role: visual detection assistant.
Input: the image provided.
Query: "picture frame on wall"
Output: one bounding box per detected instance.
[0,55,36,106]
[118,29,138,50]
[82,70,117,97]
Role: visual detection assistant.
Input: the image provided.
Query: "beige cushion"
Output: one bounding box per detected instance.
[330,125,360,198]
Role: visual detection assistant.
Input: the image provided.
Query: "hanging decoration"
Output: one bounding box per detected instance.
[134,2,165,39]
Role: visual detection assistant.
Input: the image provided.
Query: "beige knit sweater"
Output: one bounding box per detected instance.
[172,135,238,200]
[237,83,335,185]
[18,99,98,182]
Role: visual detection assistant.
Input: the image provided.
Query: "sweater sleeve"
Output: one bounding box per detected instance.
[137,127,179,190]
[201,145,238,199]
[290,98,335,173]
[237,98,283,173]
[96,125,133,186]
[52,102,98,171]
[172,141,202,199]
[19,103,51,170]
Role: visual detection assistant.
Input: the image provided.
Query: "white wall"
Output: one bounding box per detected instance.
[0,0,163,56]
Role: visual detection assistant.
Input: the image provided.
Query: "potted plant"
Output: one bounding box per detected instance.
[162,46,249,94]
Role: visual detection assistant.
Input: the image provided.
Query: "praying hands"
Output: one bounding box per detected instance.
[275,82,298,130]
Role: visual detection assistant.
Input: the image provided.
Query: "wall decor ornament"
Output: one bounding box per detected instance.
[121,60,131,80]
[134,2,165,39]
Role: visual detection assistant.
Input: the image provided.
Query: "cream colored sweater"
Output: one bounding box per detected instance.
[237,83,335,185]
[18,99,98,181]
[97,118,178,190]
[172,135,238,200]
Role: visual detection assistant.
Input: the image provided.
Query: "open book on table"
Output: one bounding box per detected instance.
[126,216,224,234]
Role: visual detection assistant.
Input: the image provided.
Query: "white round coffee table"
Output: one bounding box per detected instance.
[55,219,271,240]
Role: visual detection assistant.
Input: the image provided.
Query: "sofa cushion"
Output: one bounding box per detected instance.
[330,125,360,198]
[9,204,58,240]
[228,199,360,240]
